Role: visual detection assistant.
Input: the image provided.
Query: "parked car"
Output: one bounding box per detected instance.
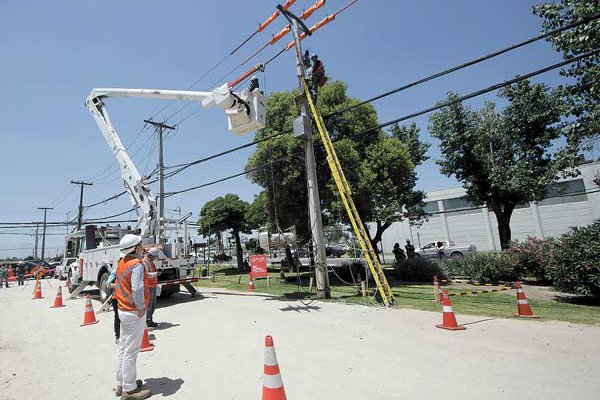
[415,241,476,260]
[325,243,348,258]
[55,257,77,280]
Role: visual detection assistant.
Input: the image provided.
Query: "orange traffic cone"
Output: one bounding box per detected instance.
[50,286,65,308]
[433,275,441,303]
[513,281,538,318]
[32,280,44,299]
[248,275,255,291]
[65,277,69,288]
[81,294,99,326]
[262,335,287,400]
[436,289,466,331]
[140,328,155,352]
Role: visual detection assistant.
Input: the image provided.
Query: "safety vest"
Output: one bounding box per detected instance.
[142,256,158,288]
[115,256,148,311]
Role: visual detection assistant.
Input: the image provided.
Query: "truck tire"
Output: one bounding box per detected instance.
[98,271,110,302]
[450,251,464,260]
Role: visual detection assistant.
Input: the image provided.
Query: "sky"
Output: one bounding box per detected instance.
[0,0,569,258]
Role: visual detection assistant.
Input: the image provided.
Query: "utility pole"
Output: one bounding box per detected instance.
[278,5,330,298]
[71,180,93,230]
[65,211,71,235]
[34,223,39,258]
[144,120,175,244]
[37,207,53,260]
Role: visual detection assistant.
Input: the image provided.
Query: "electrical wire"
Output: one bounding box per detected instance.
[342,48,600,137]
[324,13,600,120]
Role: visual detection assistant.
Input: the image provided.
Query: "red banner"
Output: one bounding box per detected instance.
[249,255,268,278]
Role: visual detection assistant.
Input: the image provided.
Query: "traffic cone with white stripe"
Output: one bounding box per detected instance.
[50,286,65,308]
[140,328,155,352]
[436,289,466,331]
[512,281,538,318]
[248,274,255,291]
[80,294,99,326]
[32,280,43,299]
[262,335,287,400]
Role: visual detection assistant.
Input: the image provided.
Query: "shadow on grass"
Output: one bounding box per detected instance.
[555,295,600,306]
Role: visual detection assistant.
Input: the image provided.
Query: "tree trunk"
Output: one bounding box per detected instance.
[234,231,244,272]
[489,202,515,251]
[366,220,392,262]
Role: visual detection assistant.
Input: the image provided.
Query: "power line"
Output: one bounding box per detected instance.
[325,13,600,120]
[344,48,600,136]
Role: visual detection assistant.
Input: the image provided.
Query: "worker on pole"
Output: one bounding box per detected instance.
[114,234,152,400]
[142,248,160,328]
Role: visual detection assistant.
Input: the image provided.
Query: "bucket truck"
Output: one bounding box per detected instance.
[66,79,266,301]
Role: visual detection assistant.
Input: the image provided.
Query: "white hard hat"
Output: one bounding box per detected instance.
[119,234,142,257]
[147,247,160,258]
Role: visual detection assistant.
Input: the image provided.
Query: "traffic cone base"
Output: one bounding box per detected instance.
[81,295,99,326]
[140,329,154,352]
[262,335,287,400]
[50,286,65,308]
[512,312,539,318]
[436,323,466,331]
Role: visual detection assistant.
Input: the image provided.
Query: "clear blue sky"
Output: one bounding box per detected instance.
[0,0,566,258]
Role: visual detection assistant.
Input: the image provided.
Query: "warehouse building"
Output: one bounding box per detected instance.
[375,160,600,252]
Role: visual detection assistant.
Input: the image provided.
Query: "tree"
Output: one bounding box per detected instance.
[429,80,579,250]
[533,0,600,146]
[245,191,269,231]
[197,194,250,271]
[246,80,427,253]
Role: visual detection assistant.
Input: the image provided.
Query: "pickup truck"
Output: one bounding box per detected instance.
[55,257,77,280]
[415,241,476,260]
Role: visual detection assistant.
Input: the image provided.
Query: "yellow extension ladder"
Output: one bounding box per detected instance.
[302,79,395,307]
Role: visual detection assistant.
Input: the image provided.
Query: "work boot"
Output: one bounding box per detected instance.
[115,380,143,397]
[121,388,151,400]
[146,320,158,328]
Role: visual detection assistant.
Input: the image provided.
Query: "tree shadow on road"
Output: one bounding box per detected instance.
[151,322,181,331]
[157,292,213,309]
[279,303,321,312]
[143,377,184,397]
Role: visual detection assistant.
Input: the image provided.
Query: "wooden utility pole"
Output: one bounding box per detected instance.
[144,120,175,244]
[37,207,53,260]
[71,180,93,230]
[278,5,330,298]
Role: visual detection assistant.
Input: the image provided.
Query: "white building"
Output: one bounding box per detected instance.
[374,160,600,252]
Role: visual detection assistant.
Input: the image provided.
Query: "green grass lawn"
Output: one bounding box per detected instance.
[193,265,600,325]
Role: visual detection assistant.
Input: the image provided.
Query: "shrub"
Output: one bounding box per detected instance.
[444,251,518,283]
[506,237,556,283]
[396,256,445,282]
[546,220,600,298]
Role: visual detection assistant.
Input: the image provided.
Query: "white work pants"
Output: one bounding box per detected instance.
[116,309,146,392]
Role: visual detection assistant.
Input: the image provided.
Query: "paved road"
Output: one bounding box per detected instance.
[1,279,599,400]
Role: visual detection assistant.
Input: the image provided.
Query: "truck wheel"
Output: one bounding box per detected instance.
[160,284,180,298]
[450,252,464,260]
[98,271,110,302]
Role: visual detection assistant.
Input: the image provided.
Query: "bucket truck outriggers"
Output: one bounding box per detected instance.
[65,79,265,301]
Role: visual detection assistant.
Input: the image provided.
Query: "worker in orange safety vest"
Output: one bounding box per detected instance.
[114,234,151,400]
[142,248,160,328]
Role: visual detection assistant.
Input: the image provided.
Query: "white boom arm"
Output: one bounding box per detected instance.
[85,82,266,238]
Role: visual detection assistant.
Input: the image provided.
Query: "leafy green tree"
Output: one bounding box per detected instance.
[429,80,579,250]
[533,0,600,145]
[246,81,427,252]
[245,190,269,231]
[197,194,250,270]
